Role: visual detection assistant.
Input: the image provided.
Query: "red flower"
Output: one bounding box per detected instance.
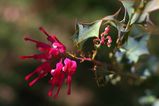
[25,62,52,87]
[48,58,77,98]
[63,58,77,95]
[48,60,65,98]
[21,27,77,99]
[20,27,66,86]
[39,27,66,54]
[105,35,112,47]
[20,27,66,61]
[101,25,110,36]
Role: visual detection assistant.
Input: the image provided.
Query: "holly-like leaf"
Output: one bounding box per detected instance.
[138,0,159,23]
[73,20,102,47]
[130,0,145,25]
[115,25,150,63]
[72,9,122,49]
[103,9,127,43]
[120,0,135,18]
[124,35,149,63]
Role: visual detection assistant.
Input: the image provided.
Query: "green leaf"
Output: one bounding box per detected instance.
[103,9,127,43]
[73,20,102,47]
[139,0,159,23]
[72,9,121,49]
[124,36,149,63]
[115,25,150,63]
[120,0,135,18]
[130,0,145,25]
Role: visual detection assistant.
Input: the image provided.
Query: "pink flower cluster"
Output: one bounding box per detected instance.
[48,58,77,97]
[20,27,77,98]
[94,26,112,47]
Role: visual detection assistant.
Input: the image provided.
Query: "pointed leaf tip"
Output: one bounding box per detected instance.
[73,20,102,48]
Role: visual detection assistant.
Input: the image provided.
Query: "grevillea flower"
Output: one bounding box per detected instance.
[63,58,77,95]
[93,26,112,47]
[48,58,77,98]
[21,27,77,98]
[20,27,66,61]
[48,60,65,98]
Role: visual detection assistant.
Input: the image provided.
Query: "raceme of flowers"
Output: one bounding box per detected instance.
[20,27,77,98]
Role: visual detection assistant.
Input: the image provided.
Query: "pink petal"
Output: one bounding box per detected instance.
[63,58,77,75]
[51,60,63,76]
[63,58,71,72]
[48,48,59,57]
[71,61,77,72]
[104,26,110,34]
[64,58,71,66]
[52,42,66,53]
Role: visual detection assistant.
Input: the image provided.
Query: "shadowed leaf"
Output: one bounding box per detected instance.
[115,25,150,63]
[136,56,159,80]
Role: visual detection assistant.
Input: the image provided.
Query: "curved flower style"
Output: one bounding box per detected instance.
[63,58,77,95]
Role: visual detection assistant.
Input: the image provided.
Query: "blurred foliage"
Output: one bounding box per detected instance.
[0,0,159,106]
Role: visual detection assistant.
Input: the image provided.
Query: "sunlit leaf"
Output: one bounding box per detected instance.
[129,0,145,24]
[73,9,121,49]
[139,0,159,23]
[120,0,135,18]
[73,20,102,47]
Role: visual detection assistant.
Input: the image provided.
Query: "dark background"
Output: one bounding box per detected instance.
[0,0,159,106]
